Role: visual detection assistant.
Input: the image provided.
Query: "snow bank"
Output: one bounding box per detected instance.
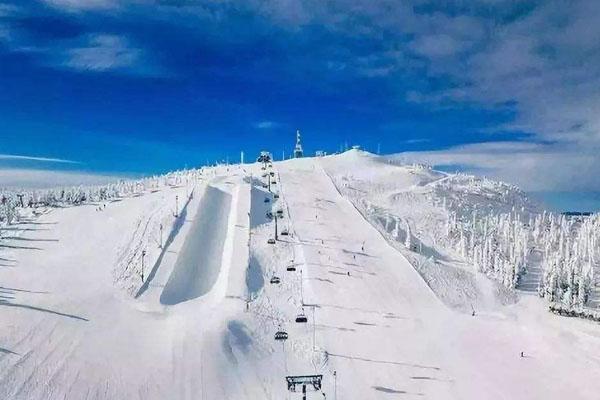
[113,186,197,295]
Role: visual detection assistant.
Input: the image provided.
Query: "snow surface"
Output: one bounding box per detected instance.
[159,185,232,305]
[0,153,599,399]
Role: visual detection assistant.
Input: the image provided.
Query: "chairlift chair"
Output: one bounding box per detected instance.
[270,276,281,284]
[264,197,270,203]
[281,230,289,236]
[295,313,308,323]
[286,265,296,272]
[274,194,280,199]
[267,238,276,245]
[275,331,289,341]
[286,375,323,393]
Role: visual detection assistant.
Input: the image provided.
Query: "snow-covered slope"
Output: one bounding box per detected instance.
[319,150,526,311]
[0,154,599,399]
[321,150,599,314]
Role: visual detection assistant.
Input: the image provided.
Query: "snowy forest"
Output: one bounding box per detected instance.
[330,167,600,317]
[0,169,202,226]
[443,206,600,310]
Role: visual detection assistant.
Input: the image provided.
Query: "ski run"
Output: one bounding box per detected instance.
[1,149,600,399]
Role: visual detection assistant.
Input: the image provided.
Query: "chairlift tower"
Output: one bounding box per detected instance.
[294,130,304,158]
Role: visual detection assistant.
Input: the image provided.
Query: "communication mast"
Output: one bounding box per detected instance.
[294,130,304,158]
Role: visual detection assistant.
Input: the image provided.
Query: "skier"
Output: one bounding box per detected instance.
[520,351,524,358]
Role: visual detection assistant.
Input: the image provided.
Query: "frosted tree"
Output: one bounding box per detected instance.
[392,217,400,240]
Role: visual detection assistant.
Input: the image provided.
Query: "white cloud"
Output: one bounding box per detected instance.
[0,26,9,42]
[42,0,120,11]
[0,3,154,75]
[63,34,141,72]
[251,0,600,149]
[395,141,600,192]
[411,34,465,58]
[0,154,79,164]
[0,4,18,16]
[404,1,600,147]
[254,120,279,129]
[0,4,18,43]
[0,169,124,189]
[401,138,430,144]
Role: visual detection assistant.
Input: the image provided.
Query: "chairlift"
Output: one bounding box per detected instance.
[270,276,281,284]
[286,265,296,272]
[264,197,270,203]
[286,375,323,393]
[274,194,280,199]
[275,331,289,341]
[295,313,308,323]
[266,211,273,219]
[281,230,289,236]
[267,238,276,245]
[276,209,284,217]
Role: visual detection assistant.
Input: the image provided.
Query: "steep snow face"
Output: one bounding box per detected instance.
[321,150,600,315]
[321,149,446,194]
[320,150,532,311]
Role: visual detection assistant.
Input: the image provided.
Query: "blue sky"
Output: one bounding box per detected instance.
[1,1,599,210]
